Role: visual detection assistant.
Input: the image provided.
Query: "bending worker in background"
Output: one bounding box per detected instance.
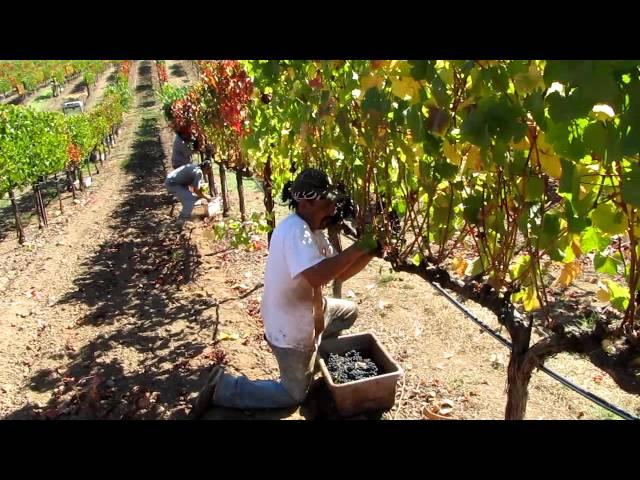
[165,160,213,227]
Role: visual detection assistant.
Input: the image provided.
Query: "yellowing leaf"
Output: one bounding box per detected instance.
[397,137,416,164]
[391,76,422,103]
[591,202,628,235]
[465,257,484,277]
[443,139,461,165]
[523,285,541,312]
[576,164,597,196]
[516,177,526,198]
[509,255,531,282]
[596,283,611,302]
[512,137,530,151]
[603,279,631,311]
[452,256,468,277]
[538,151,562,178]
[360,74,384,93]
[556,261,582,287]
[514,63,545,95]
[390,60,412,76]
[218,332,240,341]
[535,131,553,151]
[465,146,482,172]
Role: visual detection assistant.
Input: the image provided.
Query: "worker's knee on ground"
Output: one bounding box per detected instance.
[345,301,358,325]
[288,389,307,405]
[283,381,311,405]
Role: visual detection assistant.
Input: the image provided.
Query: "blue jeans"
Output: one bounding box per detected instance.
[213,298,357,409]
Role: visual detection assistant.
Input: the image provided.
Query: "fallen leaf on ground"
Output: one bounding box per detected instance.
[218,332,240,341]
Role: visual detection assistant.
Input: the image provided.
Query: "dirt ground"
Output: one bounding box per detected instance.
[0,59,638,420]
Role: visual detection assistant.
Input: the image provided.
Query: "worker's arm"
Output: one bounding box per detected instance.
[336,251,376,282]
[193,186,212,202]
[300,242,369,288]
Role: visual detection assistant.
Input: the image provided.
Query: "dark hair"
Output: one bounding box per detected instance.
[281,180,298,210]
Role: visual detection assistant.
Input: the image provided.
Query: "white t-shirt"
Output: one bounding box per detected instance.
[171,134,193,169]
[261,213,336,349]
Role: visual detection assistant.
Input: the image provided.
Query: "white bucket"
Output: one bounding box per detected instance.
[82,176,92,188]
[207,197,222,217]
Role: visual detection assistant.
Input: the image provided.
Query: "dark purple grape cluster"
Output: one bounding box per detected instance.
[327,350,379,384]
